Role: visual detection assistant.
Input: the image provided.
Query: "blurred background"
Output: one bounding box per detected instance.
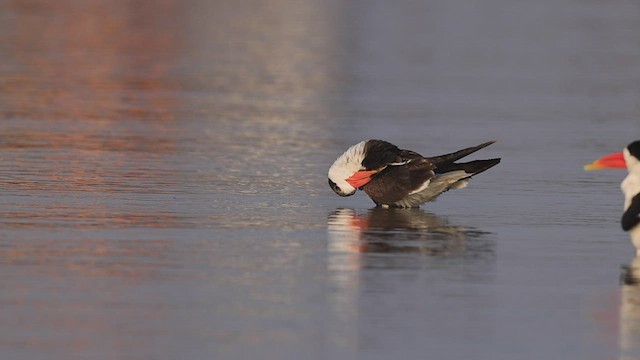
[1,0,640,359]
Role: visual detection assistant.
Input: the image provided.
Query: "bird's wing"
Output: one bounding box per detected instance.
[347,141,429,192]
[622,193,640,232]
[362,157,435,205]
[360,140,400,170]
[426,141,496,167]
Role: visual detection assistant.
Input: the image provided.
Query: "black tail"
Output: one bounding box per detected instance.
[427,141,500,175]
[435,158,501,175]
[427,141,496,167]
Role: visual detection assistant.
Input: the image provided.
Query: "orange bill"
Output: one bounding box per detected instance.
[346,170,379,188]
[584,152,626,170]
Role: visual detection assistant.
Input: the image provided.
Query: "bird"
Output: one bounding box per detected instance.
[585,140,640,255]
[327,140,501,208]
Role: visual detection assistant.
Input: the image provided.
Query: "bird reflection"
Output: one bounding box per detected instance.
[326,208,495,326]
[327,207,486,255]
[619,257,640,359]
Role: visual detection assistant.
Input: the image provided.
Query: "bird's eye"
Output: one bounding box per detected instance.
[328,179,340,192]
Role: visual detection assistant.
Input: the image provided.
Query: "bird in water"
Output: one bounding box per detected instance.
[328,140,500,208]
[585,140,640,255]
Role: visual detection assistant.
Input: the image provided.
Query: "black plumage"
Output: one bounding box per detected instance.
[359,140,500,207]
[622,193,640,232]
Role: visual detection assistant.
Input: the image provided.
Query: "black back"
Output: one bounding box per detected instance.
[361,140,403,170]
[622,192,640,232]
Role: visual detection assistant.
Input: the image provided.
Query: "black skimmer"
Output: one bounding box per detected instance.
[328,140,500,208]
[585,141,640,255]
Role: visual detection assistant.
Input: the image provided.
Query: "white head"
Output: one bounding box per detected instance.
[328,141,367,196]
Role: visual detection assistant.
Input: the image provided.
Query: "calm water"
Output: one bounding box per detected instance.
[2,0,640,359]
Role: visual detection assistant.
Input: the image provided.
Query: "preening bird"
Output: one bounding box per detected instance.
[585,140,640,255]
[327,140,500,208]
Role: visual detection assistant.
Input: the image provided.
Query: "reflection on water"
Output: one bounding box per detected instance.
[1,0,184,122]
[326,206,495,289]
[0,0,348,358]
[327,207,492,255]
[1,0,188,233]
[619,258,640,360]
[326,207,495,304]
[326,208,497,355]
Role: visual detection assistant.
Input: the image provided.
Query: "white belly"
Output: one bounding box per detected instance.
[631,226,640,256]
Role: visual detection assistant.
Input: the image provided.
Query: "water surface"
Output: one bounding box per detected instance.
[2,0,640,359]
